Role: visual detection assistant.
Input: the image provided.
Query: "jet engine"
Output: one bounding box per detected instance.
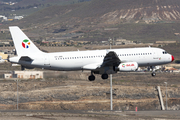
[117,62,138,72]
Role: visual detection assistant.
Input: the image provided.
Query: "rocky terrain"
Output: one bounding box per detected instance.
[12,0,180,27]
[1,0,180,43]
[0,71,180,111]
[99,0,180,24]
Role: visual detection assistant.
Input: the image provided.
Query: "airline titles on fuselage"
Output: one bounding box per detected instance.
[122,63,135,67]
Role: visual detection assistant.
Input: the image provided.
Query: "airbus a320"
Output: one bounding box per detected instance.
[8,26,174,81]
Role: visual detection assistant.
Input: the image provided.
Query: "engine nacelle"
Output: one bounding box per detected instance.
[118,62,138,72]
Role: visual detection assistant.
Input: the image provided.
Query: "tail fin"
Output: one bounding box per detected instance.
[9,26,43,56]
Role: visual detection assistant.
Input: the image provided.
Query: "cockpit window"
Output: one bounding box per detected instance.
[163,51,168,54]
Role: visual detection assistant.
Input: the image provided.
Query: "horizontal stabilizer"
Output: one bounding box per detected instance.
[19,56,33,61]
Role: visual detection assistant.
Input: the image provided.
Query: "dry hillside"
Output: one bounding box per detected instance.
[2,0,180,42]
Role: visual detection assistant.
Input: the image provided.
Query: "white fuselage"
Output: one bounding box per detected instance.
[8,26,175,80]
[10,47,173,72]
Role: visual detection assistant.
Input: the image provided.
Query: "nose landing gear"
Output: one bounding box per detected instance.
[151,72,156,77]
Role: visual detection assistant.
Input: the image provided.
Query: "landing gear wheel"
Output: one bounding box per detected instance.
[88,75,95,81]
[101,74,108,80]
[151,72,156,77]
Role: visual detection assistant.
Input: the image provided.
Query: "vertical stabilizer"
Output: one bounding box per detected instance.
[9,26,43,56]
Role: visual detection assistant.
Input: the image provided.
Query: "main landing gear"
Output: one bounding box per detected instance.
[88,72,109,81]
[88,72,95,81]
[101,73,108,80]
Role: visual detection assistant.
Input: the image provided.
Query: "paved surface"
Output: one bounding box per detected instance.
[0,110,180,120]
[128,110,180,118]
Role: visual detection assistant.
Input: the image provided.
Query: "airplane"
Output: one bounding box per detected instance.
[8,26,174,81]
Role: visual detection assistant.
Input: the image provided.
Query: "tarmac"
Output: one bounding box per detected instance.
[0,110,180,120]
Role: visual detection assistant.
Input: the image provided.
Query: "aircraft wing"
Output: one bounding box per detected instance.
[82,63,102,70]
[82,51,121,70]
[101,51,121,67]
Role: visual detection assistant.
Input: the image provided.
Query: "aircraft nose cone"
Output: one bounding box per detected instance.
[171,55,175,62]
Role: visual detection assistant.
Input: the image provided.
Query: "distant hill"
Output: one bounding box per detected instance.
[69,0,180,22]
[1,0,91,5]
[14,0,91,6]
[0,0,91,14]
[11,0,180,25]
[10,0,180,25]
[4,0,180,42]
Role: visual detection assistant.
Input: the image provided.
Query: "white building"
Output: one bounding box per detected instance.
[0,15,7,20]
[4,71,43,79]
[14,16,23,20]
